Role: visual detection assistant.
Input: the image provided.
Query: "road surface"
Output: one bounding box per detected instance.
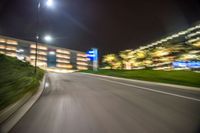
[10,72,200,133]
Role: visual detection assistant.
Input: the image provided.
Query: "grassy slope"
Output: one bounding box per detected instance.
[0,54,44,111]
[81,69,200,88]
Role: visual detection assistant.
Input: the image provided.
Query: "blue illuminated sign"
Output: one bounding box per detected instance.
[173,61,200,68]
[88,51,94,54]
[86,51,94,61]
[87,48,98,61]
[87,48,98,71]
[187,61,200,68]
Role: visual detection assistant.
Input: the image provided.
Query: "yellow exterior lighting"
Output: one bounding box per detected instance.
[6,46,17,51]
[136,51,146,58]
[56,49,70,54]
[77,62,88,66]
[77,53,87,57]
[56,54,70,59]
[0,45,5,49]
[30,50,47,55]
[76,57,89,61]
[192,41,200,47]
[56,59,70,63]
[6,52,16,57]
[30,44,47,50]
[56,63,72,69]
[152,48,170,57]
[179,54,198,60]
[0,38,6,43]
[6,40,18,45]
[143,60,153,65]
[77,66,88,70]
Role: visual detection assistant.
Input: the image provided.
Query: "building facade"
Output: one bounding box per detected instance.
[119,24,200,70]
[0,35,90,72]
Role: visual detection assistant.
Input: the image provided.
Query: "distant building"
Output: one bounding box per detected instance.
[130,24,200,70]
[102,24,200,70]
[0,35,90,72]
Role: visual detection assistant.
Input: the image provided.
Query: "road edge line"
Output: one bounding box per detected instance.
[98,78,200,102]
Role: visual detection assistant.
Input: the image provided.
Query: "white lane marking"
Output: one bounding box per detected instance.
[97,78,200,102]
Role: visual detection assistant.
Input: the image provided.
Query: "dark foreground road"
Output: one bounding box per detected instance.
[10,73,200,133]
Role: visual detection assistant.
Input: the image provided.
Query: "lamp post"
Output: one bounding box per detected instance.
[34,0,54,74]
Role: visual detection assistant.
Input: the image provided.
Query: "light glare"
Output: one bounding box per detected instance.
[46,0,53,7]
[44,35,52,42]
[49,51,55,55]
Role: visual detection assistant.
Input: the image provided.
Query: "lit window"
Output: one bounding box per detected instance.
[56,63,72,69]
[30,44,36,48]
[30,50,47,55]
[188,37,200,43]
[77,53,87,57]
[0,45,5,49]
[192,41,200,47]
[6,46,17,51]
[0,38,6,43]
[56,49,70,54]
[77,62,88,66]
[77,57,89,61]
[30,44,47,50]
[56,59,70,63]
[56,54,70,59]
[6,40,18,45]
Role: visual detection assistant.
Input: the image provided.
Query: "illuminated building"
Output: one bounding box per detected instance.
[0,35,89,71]
[124,24,200,70]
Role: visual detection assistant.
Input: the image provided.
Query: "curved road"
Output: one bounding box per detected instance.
[10,72,200,133]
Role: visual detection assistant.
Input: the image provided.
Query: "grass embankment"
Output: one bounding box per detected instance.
[0,54,44,111]
[81,69,200,88]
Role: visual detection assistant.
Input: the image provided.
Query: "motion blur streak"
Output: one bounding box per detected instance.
[10,73,200,133]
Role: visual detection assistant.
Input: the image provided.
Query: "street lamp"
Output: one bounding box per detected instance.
[34,0,54,74]
[46,0,53,7]
[44,35,53,42]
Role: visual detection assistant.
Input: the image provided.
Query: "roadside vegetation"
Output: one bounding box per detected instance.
[0,54,44,111]
[81,69,200,88]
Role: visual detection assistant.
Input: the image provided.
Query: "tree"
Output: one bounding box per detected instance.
[119,50,134,69]
[102,54,122,69]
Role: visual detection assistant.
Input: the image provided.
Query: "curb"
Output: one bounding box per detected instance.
[80,72,200,92]
[0,73,47,133]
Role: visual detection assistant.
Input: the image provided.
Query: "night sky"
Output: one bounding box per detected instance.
[0,0,200,57]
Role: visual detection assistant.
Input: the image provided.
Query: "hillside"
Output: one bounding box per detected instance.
[0,54,44,110]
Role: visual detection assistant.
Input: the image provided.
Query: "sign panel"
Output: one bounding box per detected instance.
[173,61,200,68]
[86,48,98,71]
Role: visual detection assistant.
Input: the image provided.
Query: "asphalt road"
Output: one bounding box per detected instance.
[10,72,200,133]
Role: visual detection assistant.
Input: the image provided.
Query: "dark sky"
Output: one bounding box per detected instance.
[0,0,200,56]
